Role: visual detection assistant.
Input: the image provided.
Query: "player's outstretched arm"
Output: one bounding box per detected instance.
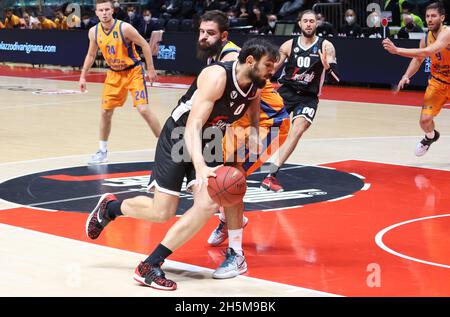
[123,22,158,83]
[185,65,227,184]
[383,29,450,58]
[392,38,426,91]
[79,27,98,92]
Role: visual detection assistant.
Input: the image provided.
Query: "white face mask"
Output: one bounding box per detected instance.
[268,21,276,28]
[83,19,90,25]
[345,16,355,24]
[128,11,134,19]
[144,16,151,23]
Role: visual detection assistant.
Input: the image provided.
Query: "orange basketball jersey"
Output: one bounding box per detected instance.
[95,19,141,71]
[426,26,450,83]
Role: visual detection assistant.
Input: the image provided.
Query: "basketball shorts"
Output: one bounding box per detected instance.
[223,107,290,176]
[278,85,319,123]
[422,77,450,117]
[101,64,148,110]
[148,117,223,196]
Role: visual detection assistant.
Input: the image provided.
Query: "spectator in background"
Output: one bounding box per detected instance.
[341,9,362,37]
[279,0,304,20]
[397,12,424,38]
[401,1,424,28]
[316,13,336,37]
[160,0,183,20]
[234,0,254,21]
[249,4,267,29]
[259,14,277,34]
[141,9,155,40]
[64,5,82,29]
[22,12,39,29]
[4,8,21,29]
[364,10,390,38]
[37,13,57,29]
[125,5,145,35]
[112,0,127,20]
[55,9,68,30]
[81,14,98,30]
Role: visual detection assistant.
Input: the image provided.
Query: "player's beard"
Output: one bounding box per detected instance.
[196,40,223,62]
[301,28,316,38]
[428,22,441,33]
[249,64,267,89]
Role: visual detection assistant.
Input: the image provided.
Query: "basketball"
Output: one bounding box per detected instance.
[207,166,247,207]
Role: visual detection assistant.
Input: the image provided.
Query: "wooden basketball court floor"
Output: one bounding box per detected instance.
[0,66,449,297]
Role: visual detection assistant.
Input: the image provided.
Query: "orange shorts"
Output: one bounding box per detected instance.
[101,64,148,109]
[422,77,450,116]
[223,115,290,176]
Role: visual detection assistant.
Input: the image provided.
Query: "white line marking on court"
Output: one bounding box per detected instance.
[0,149,155,167]
[28,190,140,207]
[0,222,341,296]
[352,158,450,172]
[328,195,354,202]
[375,214,450,269]
[350,172,365,179]
[263,205,303,212]
[0,98,100,110]
[361,183,371,191]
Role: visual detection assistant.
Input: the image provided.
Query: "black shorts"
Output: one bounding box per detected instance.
[148,117,223,196]
[278,85,319,123]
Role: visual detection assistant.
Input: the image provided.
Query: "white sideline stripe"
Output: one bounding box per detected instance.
[0,149,155,167]
[375,214,450,269]
[263,205,303,212]
[361,183,371,191]
[328,195,354,202]
[350,173,365,179]
[0,223,341,297]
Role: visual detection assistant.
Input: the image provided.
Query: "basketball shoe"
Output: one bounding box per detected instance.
[415,130,440,157]
[85,193,117,240]
[88,150,107,165]
[212,248,247,279]
[261,175,284,192]
[133,261,177,291]
[207,215,249,246]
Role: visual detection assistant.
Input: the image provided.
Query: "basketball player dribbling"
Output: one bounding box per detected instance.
[84,38,279,290]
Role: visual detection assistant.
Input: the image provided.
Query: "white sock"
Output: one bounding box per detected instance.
[218,207,226,222]
[426,131,435,139]
[99,141,108,152]
[228,229,243,255]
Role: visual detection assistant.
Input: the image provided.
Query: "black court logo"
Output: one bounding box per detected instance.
[0,162,365,215]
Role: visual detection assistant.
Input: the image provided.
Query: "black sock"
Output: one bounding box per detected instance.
[106,200,123,220]
[144,244,173,266]
[268,163,280,177]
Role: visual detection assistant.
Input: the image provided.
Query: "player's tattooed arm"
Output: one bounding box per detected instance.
[320,40,340,83]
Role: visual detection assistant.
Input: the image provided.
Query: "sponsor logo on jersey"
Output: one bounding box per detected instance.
[230,90,238,99]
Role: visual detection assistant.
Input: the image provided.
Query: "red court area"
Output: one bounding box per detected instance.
[1,160,449,296]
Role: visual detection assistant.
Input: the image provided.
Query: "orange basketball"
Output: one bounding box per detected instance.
[207,166,247,207]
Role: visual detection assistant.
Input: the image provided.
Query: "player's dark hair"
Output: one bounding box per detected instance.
[199,10,229,33]
[426,2,446,16]
[238,38,279,63]
[298,9,317,21]
[96,0,113,6]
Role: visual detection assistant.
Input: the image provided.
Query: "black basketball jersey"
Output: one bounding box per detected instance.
[171,61,258,132]
[278,36,326,96]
